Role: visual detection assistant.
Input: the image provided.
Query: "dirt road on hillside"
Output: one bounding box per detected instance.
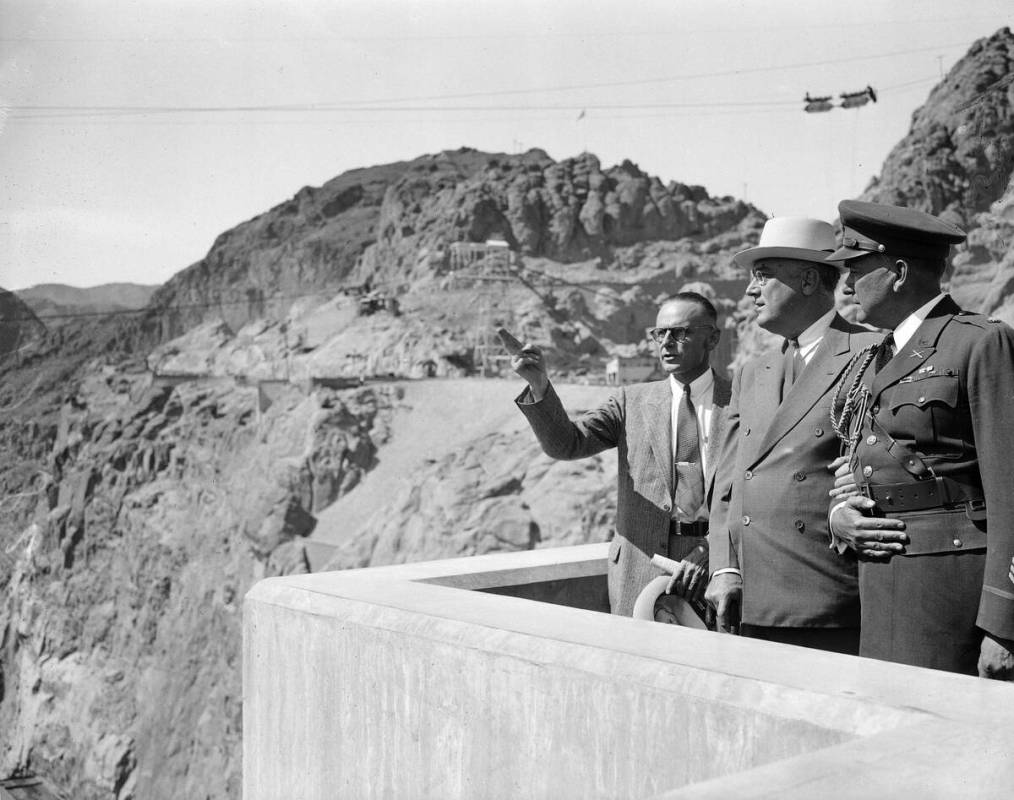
[306,378,614,567]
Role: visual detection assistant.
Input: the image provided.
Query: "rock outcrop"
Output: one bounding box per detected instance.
[1,359,397,799]
[0,289,46,359]
[862,27,1014,323]
[143,147,762,340]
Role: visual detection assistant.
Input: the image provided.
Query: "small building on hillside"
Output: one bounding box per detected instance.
[605,355,659,385]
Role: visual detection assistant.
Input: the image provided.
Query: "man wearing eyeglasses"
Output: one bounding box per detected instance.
[513,291,732,617]
[704,217,881,654]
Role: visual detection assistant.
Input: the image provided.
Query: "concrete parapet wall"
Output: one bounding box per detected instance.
[244,544,1014,799]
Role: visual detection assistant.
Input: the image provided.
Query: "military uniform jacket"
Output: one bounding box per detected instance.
[842,296,1014,642]
[709,314,881,628]
[516,373,732,616]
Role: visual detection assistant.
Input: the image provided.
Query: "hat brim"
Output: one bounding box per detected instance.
[734,246,839,270]
[825,245,869,264]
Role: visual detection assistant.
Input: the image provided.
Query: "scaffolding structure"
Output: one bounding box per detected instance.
[448,239,519,376]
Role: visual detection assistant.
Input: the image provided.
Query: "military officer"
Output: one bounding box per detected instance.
[828,199,1014,679]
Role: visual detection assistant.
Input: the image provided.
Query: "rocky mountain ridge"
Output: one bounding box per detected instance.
[14,284,159,329]
[862,26,1014,324]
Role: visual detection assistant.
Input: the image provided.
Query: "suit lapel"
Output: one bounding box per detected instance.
[744,348,787,465]
[752,315,853,465]
[642,379,674,497]
[870,300,957,397]
[705,370,731,488]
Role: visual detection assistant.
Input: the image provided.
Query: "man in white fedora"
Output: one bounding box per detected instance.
[705,217,881,653]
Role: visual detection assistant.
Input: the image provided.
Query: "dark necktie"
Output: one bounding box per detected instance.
[874,333,896,374]
[781,337,801,398]
[674,383,705,519]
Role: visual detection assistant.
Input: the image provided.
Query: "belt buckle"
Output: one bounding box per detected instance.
[965,498,987,521]
[671,520,702,536]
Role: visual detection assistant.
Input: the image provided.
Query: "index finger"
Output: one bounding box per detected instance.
[827,455,849,472]
[497,328,525,356]
[857,518,908,534]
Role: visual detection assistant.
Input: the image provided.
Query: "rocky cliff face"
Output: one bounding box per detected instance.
[0,290,46,359]
[863,26,1014,323]
[356,149,759,287]
[144,147,762,339]
[1,354,398,798]
[1,144,757,798]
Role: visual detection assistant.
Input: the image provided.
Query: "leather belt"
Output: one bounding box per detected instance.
[861,476,984,517]
[669,519,708,537]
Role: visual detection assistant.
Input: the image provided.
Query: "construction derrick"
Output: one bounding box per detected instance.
[448,239,518,376]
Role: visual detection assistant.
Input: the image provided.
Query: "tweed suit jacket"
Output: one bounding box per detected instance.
[516,370,732,616]
[709,314,881,628]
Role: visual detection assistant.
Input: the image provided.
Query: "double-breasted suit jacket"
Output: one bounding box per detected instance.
[840,296,1014,673]
[517,371,733,616]
[709,315,881,628]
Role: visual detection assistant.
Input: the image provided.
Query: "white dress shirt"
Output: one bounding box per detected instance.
[893,293,947,351]
[794,307,838,367]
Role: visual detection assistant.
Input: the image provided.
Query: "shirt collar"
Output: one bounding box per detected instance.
[670,368,714,398]
[794,308,837,350]
[894,293,947,351]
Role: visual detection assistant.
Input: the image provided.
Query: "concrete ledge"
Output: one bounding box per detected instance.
[244,543,1014,799]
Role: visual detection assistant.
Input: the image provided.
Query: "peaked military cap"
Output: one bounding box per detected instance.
[827,200,966,263]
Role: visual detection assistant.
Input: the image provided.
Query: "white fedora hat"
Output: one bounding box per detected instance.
[734,216,839,270]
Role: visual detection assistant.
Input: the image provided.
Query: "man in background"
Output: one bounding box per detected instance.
[705,217,881,653]
[512,291,731,617]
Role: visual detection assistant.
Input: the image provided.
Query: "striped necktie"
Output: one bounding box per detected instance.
[674,383,705,519]
[781,337,801,399]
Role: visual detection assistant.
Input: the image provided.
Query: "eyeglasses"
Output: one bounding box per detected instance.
[647,326,714,344]
[749,269,772,286]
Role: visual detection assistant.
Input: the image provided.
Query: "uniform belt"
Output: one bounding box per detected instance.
[669,519,708,536]
[860,476,984,515]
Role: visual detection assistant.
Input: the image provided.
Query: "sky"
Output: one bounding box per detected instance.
[1,0,1012,291]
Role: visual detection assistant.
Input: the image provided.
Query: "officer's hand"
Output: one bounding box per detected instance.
[978,634,1014,680]
[704,572,742,634]
[827,455,859,500]
[510,344,549,398]
[664,544,708,603]
[828,495,908,560]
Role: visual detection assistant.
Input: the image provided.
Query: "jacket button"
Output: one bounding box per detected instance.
[952,538,962,548]
[742,515,751,526]
[918,396,926,403]
[744,469,753,480]
[814,427,824,437]
[745,427,751,436]
[794,471,806,481]
[866,435,878,445]
[659,540,668,551]
[863,465,874,477]
[794,520,805,531]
